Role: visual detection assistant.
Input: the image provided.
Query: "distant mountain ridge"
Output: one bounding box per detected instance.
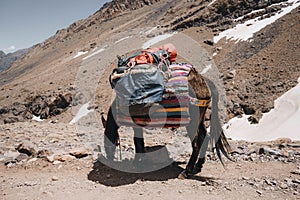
[0,48,31,74]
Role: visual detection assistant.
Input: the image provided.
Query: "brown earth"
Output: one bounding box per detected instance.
[1,158,299,200]
[0,122,299,199]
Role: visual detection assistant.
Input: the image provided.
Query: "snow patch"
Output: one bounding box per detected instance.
[214,0,300,43]
[70,101,94,124]
[142,33,177,49]
[82,48,105,60]
[115,36,132,44]
[208,0,218,7]
[32,115,44,122]
[201,64,212,74]
[234,9,265,21]
[225,77,300,141]
[145,27,158,35]
[73,51,88,58]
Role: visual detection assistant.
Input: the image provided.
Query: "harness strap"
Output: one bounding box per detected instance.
[189,97,211,107]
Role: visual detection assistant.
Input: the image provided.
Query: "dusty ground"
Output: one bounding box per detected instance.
[1,159,299,200]
[1,122,300,200]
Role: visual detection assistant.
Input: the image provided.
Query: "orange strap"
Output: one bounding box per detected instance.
[189,97,211,107]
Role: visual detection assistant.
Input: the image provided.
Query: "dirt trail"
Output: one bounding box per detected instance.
[1,158,299,200]
[1,122,299,200]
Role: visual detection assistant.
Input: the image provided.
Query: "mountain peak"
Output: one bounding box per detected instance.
[0,50,5,57]
[96,0,161,18]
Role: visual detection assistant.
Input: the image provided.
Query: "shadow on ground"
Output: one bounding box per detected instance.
[87,146,216,187]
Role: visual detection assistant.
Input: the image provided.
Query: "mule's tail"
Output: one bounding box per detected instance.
[205,78,232,165]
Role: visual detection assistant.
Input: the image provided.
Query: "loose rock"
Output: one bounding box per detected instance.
[69,148,91,158]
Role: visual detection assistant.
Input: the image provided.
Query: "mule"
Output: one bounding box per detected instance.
[103,65,231,178]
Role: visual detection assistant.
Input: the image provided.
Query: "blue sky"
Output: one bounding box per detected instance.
[0,0,110,54]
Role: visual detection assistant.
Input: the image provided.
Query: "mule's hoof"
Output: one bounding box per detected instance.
[178,170,188,179]
[192,167,202,175]
[106,155,115,161]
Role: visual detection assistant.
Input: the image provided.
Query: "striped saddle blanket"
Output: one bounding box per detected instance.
[116,63,193,128]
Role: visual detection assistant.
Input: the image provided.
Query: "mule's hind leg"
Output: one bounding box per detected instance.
[193,122,209,174]
[180,121,208,178]
[179,104,208,179]
[179,106,201,178]
[104,102,120,160]
[133,128,146,162]
[183,133,202,178]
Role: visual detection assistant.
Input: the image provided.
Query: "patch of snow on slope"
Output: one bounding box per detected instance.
[234,9,265,21]
[115,36,132,44]
[32,115,44,122]
[201,64,212,74]
[142,33,177,49]
[145,27,158,35]
[83,48,105,60]
[224,77,300,141]
[73,51,88,58]
[70,101,94,124]
[214,0,300,43]
[208,0,218,7]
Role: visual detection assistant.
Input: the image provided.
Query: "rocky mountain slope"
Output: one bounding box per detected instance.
[0,0,299,125]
